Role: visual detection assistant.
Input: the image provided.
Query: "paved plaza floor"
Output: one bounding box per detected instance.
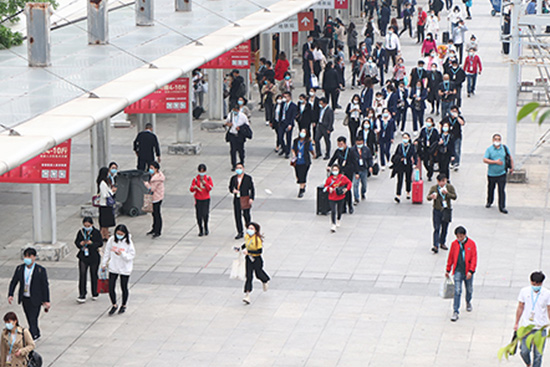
[1,1,550,366]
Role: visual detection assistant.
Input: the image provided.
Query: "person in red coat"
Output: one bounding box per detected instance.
[445,226,477,322]
[463,48,483,97]
[324,165,352,233]
[274,52,290,81]
[189,164,214,237]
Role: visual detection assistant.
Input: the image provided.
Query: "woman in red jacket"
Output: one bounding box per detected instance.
[324,165,352,233]
[189,164,214,236]
[274,52,290,81]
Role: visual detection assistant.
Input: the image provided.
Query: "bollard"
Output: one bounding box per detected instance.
[87,0,109,44]
[175,0,191,12]
[136,0,154,26]
[25,3,52,67]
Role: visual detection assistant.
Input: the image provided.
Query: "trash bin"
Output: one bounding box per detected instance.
[116,170,149,217]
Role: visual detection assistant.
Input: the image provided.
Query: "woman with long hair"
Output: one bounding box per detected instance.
[291,128,315,198]
[96,167,116,241]
[1,312,35,366]
[74,217,103,303]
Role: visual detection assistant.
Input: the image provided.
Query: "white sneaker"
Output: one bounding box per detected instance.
[242,293,251,304]
[381,166,386,171]
[331,224,336,232]
[336,220,341,227]
[76,297,86,304]
[263,282,269,292]
[413,130,419,136]
[265,121,270,126]
[92,296,98,301]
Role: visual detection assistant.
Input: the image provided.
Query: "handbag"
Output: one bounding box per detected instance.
[97,268,109,294]
[92,194,100,207]
[310,74,319,88]
[240,195,251,210]
[290,157,297,167]
[22,329,43,367]
[372,163,380,176]
[504,145,512,172]
[343,115,349,126]
[230,252,246,280]
[335,186,345,196]
[441,207,453,223]
[142,193,154,213]
[439,277,455,299]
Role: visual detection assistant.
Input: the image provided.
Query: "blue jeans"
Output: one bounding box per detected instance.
[353,170,368,201]
[441,101,452,118]
[454,138,462,166]
[466,73,477,94]
[453,271,473,314]
[432,209,449,248]
[521,329,547,367]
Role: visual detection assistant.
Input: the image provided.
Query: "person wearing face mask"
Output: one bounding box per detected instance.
[427,63,443,114]
[463,47,482,97]
[392,58,407,88]
[345,94,363,146]
[228,164,255,240]
[7,248,50,341]
[278,72,293,94]
[379,2,391,37]
[378,108,396,170]
[225,105,250,171]
[314,98,334,159]
[399,2,414,38]
[416,6,428,43]
[384,27,401,71]
[271,94,284,153]
[451,20,468,63]
[373,91,386,117]
[438,74,456,117]
[437,122,456,179]
[190,164,214,236]
[237,97,251,121]
[514,271,550,367]
[351,49,365,88]
[291,129,315,198]
[410,81,428,134]
[74,217,103,303]
[426,11,440,38]
[262,79,277,126]
[302,35,315,91]
[108,161,118,188]
[101,224,136,316]
[278,92,298,159]
[422,33,438,57]
[96,167,117,241]
[445,226,477,322]
[1,312,35,367]
[322,62,342,110]
[306,89,320,136]
[143,162,165,238]
[395,82,410,133]
[447,5,463,30]
[324,164,352,232]
[445,61,465,110]
[427,174,457,253]
[328,137,358,214]
[442,105,465,170]
[415,117,440,181]
[352,135,374,203]
[409,60,429,89]
[483,134,514,214]
[358,57,378,87]
[236,222,270,305]
[296,94,310,133]
[360,113,379,159]
[372,42,387,85]
[466,34,478,52]
[390,133,418,202]
[359,79,374,118]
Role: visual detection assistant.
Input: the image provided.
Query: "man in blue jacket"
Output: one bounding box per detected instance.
[278,92,298,159]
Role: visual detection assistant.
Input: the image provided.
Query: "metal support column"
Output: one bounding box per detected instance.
[506,0,521,157]
[137,113,156,132]
[136,0,154,26]
[87,0,109,44]
[90,119,111,197]
[207,69,224,120]
[242,68,251,101]
[175,0,191,11]
[32,184,57,244]
[351,0,361,17]
[25,3,51,67]
[169,73,201,154]
[260,33,273,63]
[280,32,293,71]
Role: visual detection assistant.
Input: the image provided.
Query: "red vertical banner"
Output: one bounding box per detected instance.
[0,140,72,184]
[335,0,348,9]
[124,78,189,114]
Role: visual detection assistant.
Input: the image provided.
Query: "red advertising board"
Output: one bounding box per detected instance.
[298,12,314,32]
[201,41,251,69]
[335,0,348,9]
[124,78,189,114]
[0,139,72,184]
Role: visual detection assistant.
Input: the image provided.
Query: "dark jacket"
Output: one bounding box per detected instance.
[387,91,399,113]
[428,70,443,99]
[442,114,466,140]
[396,88,409,109]
[415,126,440,158]
[438,81,456,102]
[292,138,314,165]
[446,66,466,86]
[437,133,456,158]
[280,102,298,129]
[409,87,428,110]
[318,105,334,132]
[230,75,245,99]
[360,87,374,115]
[409,67,429,88]
[378,117,396,142]
[297,101,317,130]
[328,147,357,179]
[228,174,255,200]
[9,263,50,307]
[352,145,374,172]
[373,47,387,68]
[133,131,160,163]
[359,125,378,154]
[322,67,340,90]
[391,143,418,177]
[74,227,103,264]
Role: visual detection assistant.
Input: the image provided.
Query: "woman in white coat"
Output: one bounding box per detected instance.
[101,224,136,316]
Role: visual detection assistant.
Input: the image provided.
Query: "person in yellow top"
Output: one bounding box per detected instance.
[1,312,35,367]
[236,222,270,304]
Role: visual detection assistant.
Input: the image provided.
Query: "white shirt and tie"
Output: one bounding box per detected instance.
[385,33,400,51]
[227,111,249,135]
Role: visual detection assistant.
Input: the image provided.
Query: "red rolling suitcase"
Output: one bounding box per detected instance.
[412,168,423,204]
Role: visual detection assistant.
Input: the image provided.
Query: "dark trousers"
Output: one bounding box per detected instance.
[137,157,152,171]
[195,199,210,232]
[432,208,450,248]
[109,272,130,306]
[396,166,413,195]
[385,49,398,71]
[366,3,376,18]
[315,125,331,158]
[487,174,507,210]
[265,100,274,122]
[22,297,41,339]
[455,85,463,107]
[152,200,162,235]
[325,88,340,109]
[429,97,440,113]
[446,0,453,10]
[439,155,452,180]
[378,65,385,85]
[278,125,293,155]
[329,199,344,224]
[229,134,245,169]
[379,140,392,166]
[233,197,251,235]
[399,18,413,37]
[412,108,425,131]
[422,153,436,180]
[348,118,360,146]
[244,255,270,293]
[303,69,312,90]
[397,107,408,131]
[417,24,425,43]
[79,259,99,297]
[348,45,357,60]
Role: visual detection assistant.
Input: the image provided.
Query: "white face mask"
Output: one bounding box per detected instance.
[309,91,315,97]
[493,141,501,147]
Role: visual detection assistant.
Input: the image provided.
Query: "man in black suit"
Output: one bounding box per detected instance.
[229,69,245,108]
[278,92,298,159]
[133,123,161,171]
[373,42,387,85]
[8,247,51,340]
[322,62,342,110]
[302,34,315,91]
[313,97,334,159]
[228,164,255,239]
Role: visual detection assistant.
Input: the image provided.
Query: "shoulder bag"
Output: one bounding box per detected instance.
[343,115,349,126]
[22,329,43,367]
[504,145,512,172]
[441,207,453,223]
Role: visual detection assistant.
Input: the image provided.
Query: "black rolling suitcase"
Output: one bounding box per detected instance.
[442,31,450,44]
[317,185,331,215]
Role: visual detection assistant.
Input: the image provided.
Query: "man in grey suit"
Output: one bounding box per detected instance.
[313,97,334,160]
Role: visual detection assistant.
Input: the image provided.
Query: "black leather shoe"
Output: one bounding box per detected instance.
[109,306,118,315]
[118,306,126,314]
[485,203,491,208]
[431,246,439,254]
[198,231,204,237]
[235,233,244,240]
[205,229,209,236]
[500,209,509,214]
